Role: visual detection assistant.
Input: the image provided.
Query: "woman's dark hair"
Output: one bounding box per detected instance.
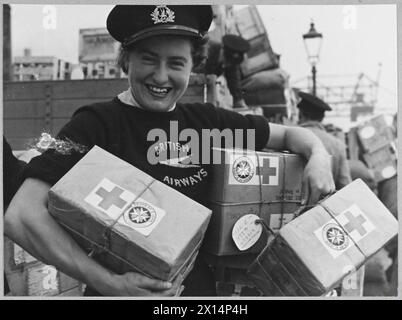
[117,35,209,75]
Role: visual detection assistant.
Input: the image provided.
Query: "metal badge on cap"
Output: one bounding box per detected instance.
[151,5,175,24]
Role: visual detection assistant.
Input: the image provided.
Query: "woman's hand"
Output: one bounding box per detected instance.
[4,178,185,298]
[302,150,336,205]
[103,272,184,297]
[267,123,336,204]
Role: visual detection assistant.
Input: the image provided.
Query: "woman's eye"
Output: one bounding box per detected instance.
[170,61,185,69]
[142,56,155,63]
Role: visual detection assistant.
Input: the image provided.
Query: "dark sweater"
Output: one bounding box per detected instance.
[24,98,270,296]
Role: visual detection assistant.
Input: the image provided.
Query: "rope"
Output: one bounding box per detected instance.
[293,190,337,218]
[98,179,156,253]
[59,218,204,282]
[318,201,367,259]
[279,156,286,229]
[256,152,263,222]
[254,218,276,239]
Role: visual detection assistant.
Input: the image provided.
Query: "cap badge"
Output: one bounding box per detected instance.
[151,5,175,24]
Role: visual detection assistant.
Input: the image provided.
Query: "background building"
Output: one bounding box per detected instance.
[78,28,121,79]
[13,48,72,81]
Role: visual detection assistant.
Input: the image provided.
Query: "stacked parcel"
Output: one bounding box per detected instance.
[48,146,212,282]
[203,147,306,256]
[247,179,398,296]
[356,115,397,183]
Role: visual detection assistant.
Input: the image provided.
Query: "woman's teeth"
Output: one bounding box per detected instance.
[147,85,170,94]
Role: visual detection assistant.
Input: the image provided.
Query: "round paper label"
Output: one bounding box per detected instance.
[382,166,396,179]
[232,214,263,251]
[360,126,376,139]
[322,223,350,251]
[123,202,157,228]
[232,156,255,183]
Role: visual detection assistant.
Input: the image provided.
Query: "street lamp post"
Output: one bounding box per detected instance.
[311,64,317,96]
[303,20,323,96]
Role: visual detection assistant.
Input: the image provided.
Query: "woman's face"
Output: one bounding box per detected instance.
[127,35,193,112]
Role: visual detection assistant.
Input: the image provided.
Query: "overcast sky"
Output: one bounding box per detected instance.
[9,4,397,114]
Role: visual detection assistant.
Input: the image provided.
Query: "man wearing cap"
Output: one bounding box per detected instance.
[6,5,335,297]
[198,34,250,109]
[297,91,352,190]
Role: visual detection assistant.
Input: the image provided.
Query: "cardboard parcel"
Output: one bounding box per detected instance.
[48,146,212,282]
[356,115,394,153]
[202,148,305,256]
[363,142,397,183]
[247,179,398,296]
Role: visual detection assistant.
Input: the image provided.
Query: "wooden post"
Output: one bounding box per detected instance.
[3,4,12,81]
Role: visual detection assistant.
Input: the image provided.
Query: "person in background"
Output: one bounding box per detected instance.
[348,159,377,193]
[378,113,398,296]
[197,34,250,109]
[347,159,395,296]
[297,91,352,190]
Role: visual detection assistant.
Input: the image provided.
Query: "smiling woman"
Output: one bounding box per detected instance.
[4,4,335,298]
[126,35,194,112]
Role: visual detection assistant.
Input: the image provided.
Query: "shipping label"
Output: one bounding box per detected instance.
[228,153,279,186]
[228,154,259,185]
[85,178,165,236]
[359,125,376,140]
[314,219,353,258]
[314,204,375,258]
[381,166,396,179]
[121,200,166,236]
[232,214,262,251]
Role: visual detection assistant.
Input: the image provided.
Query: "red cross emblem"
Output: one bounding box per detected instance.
[256,157,278,185]
[343,210,368,237]
[95,186,127,211]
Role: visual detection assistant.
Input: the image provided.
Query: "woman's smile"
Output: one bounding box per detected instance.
[127,35,193,112]
[145,84,172,97]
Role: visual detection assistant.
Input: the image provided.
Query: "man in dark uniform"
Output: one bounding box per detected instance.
[200,34,250,109]
[297,92,352,190]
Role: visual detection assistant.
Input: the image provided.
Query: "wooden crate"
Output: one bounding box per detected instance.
[4,237,84,296]
[240,34,279,78]
[363,143,397,183]
[4,75,217,150]
[234,5,266,40]
[234,6,279,77]
[356,115,395,153]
